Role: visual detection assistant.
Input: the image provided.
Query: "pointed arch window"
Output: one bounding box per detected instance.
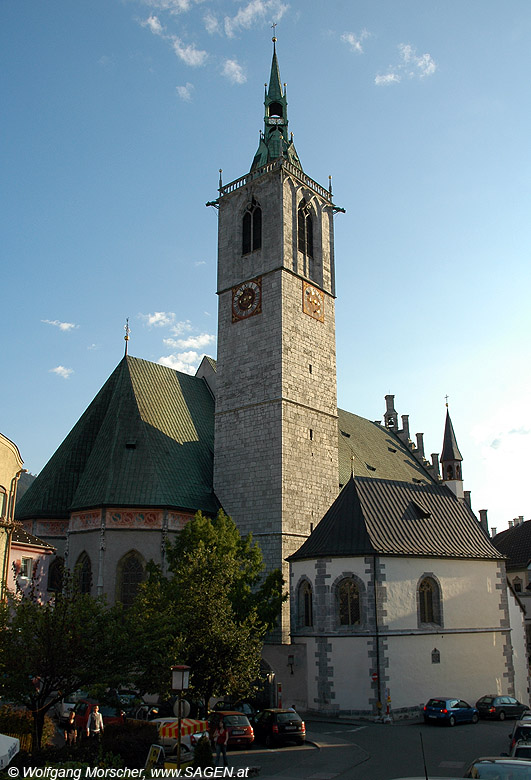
[298,580,313,628]
[338,578,361,626]
[0,486,6,518]
[419,576,442,625]
[117,551,145,609]
[298,199,313,258]
[75,552,92,595]
[242,198,262,254]
[47,556,64,592]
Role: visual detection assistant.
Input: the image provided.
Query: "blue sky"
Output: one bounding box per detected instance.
[2,0,530,534]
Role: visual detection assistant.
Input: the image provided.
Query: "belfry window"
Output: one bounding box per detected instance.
[338,578,361,625]
[298,199,313,258]
[419,576,442,625]
[242,198,262,254]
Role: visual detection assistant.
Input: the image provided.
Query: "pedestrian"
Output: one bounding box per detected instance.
[64,710,77,745]
[213,717,229,767]
[86,704,104,740]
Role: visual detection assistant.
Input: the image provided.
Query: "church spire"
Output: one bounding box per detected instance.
[250,36,302,172]
[441,402,464,498]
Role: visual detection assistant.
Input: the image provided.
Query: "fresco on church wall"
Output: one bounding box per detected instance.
[107,510,162,529]
[34,520,69,537]
[168,512,194,531]
[70,511,102,531]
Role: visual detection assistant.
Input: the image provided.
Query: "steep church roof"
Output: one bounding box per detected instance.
[441,408,463,462]
[289,473,502,561]
[492,521,531,570]
[16,356,218,519]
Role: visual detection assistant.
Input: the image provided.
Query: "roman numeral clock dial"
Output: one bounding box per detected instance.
[232,277,262,322]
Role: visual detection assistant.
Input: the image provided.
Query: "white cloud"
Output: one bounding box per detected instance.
[169,320,193,336]
[139,311,176,328]
[177,82,194,100]
[222,59,246,84]
[194,260,207,266]
[204,11,219,35]
[341,30,370,54]
[171,37,208,67]
[398,43,437,78]
[141,0,193,13]
[42,319,77,332]
[142,15,165,35]
[375,72,401,87]
[375,43,436,87]
[224,0,288,39]
[49,366,73,379]
[158,350,202,374]
[164,332,214,350]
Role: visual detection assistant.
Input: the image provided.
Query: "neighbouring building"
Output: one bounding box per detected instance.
[0,432,24,600]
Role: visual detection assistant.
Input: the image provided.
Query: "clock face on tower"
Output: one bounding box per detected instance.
[232,277,262,322]
[303,281,325,322]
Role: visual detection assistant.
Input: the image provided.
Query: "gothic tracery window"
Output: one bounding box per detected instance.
[117,551,144,609]
[75,552,92,595]
[298,199,313,258]
[242,198,262,254]
[47,556,64,592]
[419,576,441,625]
[338,577,361,626]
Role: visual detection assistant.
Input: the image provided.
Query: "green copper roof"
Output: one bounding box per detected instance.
[250,41,302,172]
[16,356,218,519]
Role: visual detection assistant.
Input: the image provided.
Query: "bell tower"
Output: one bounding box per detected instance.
[212,39,344,641]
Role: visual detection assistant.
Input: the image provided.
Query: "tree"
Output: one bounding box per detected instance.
[0,571,130,750]
[129,510,286,706]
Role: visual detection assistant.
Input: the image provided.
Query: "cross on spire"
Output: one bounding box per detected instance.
[124,318,131,356]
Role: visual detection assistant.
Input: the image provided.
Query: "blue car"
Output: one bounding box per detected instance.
[423,697,479,726]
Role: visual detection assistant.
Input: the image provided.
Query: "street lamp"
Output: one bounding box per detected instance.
[171,665,190,769]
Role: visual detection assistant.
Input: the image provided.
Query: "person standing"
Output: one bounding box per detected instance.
[86,705,104,740]
[64,710,77,745]
[213,717,229,767]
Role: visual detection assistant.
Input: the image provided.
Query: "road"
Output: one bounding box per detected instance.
[226,716,521,779]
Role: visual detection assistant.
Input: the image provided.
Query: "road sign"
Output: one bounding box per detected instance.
[371,672,378,682]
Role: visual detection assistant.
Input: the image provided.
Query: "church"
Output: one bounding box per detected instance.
[16,41,529,717]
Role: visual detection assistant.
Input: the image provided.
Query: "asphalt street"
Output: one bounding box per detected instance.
[225,715,522,780]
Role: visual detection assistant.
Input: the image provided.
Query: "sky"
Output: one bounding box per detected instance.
[2,0,530,535]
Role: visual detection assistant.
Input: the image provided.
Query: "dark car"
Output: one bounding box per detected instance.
[212,700,257,724]
[476,694,529,721]
[463,757,531,778]
[207,711,254,748]
[73,699,125,735]
[253,708,305,747]
[509,720,531,751]
[423,697,479,727]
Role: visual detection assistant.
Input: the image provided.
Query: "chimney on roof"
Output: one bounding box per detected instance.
[401,415,410,438]
[478,509,488,535]
[491,527,497,537]
[416,433,425,459]
[431,453,440,479]
[518,515,524,525]
[508,520,514,528]
[384,395,398,432]
[464,490,471,508]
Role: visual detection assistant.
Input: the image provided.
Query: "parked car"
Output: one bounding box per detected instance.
[476,694,529,721]
[212,700,257,724]
[509,720,531,751]
[510,740,531,760]
[253,708,305,747]
[73,699,125,735]
[463,757,531,777]
[207,711,254,748]
[423,697,479,726]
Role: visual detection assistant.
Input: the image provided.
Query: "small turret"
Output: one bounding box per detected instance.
[441,404,464,499]
[250,37,302,172]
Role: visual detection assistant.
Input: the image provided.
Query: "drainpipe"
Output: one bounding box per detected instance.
[373,554,382,716]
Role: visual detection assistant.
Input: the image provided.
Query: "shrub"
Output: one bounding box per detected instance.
[100,721,158,768]
[0,705,54,748]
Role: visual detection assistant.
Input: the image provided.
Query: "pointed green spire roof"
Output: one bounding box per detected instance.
[16,356,219,519]
[250,38,302,172]
[441,408,463,462]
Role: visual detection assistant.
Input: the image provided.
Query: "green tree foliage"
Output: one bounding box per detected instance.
[0,571,130,750]
[129,510,286,705]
